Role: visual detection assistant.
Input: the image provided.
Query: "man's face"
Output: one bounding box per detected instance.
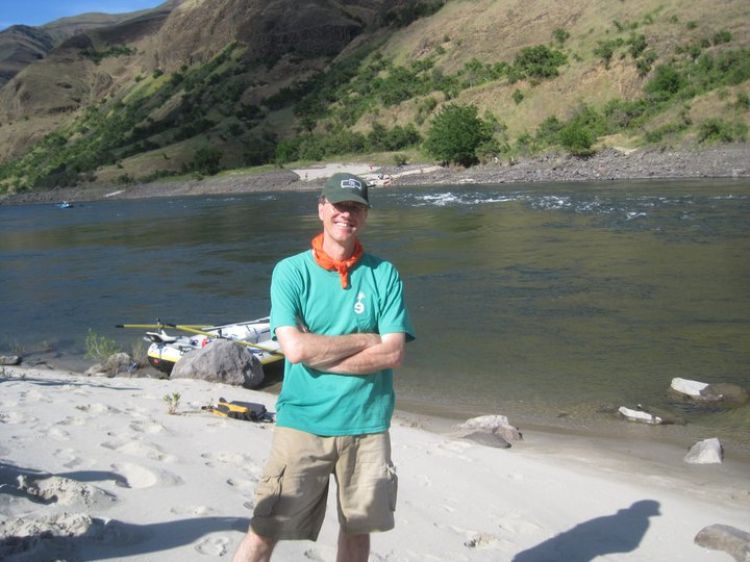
[318,198,368,244]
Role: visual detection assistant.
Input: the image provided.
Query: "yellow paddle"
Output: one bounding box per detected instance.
[117,322,283,356]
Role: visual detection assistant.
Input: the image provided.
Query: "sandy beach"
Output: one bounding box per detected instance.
[1,366,748,561]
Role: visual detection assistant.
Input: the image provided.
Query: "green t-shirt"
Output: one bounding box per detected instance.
[270,249,414,436]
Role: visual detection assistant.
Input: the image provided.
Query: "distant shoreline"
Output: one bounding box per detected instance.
[1,144,748,206]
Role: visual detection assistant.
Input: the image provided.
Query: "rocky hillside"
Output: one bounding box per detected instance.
[0,0,748,194]
[0,4,174,89]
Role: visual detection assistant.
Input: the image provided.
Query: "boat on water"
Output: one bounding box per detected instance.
[56,201,73,208]
[143,317,283,374]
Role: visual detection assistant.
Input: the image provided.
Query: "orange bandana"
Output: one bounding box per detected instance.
[311,233,363,289]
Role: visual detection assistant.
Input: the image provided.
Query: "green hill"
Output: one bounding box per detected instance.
[0,0,748,195]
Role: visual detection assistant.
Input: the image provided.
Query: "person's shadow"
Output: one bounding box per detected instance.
[512,500,661,562]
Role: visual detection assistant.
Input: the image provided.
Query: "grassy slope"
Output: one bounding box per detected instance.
[376,0,749,143]
[0,0,749,193]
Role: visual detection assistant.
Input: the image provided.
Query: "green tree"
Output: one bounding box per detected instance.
[424,104,493,166]
[559,122,595,156]
[192,146,223,175]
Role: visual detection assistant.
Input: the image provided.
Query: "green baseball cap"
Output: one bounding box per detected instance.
[321,173,370,207]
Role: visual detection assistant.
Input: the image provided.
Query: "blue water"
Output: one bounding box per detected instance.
[1,179,749,451]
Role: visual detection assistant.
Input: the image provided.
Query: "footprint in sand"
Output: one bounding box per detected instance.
[303,548,327,561]
[58,415,88,427]
[439,524,503,551]
[76,403,121,414]
[101,438,177,462]
[416,473,432,487]
[170,505,216,516]
[20,389,45,402]
[463,531,502,549]
[129,419,167,434]
[48,427,71,441]
[496,512,544,536]
[53,448,83,469]
[226,478,256,493]
[0,411,38,425]
[201,451,254,466]
[432,440,473,462]
[195,536,230,556]
[110,462,183,489]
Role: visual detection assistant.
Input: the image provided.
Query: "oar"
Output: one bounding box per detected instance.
[163,323,283,356]
[117,323,211,330]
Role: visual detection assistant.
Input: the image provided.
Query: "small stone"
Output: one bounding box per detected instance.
[456,414,523,442]
[695,524,750,561]
[460,431,511,449]
[684,438,723,464]
[617,406,663,424]
[0,355,21,366]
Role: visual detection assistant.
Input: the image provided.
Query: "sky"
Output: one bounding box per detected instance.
[1,1,167,31]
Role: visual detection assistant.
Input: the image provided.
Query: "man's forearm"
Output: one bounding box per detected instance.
[321,333,406,375]
[276,326,381,368]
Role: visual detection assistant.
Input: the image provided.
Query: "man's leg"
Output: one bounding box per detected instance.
[336,529,370,562]
[232,529,276,562]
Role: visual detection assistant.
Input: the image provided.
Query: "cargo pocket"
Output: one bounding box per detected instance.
[385,463,398,512]
[253,466,285,517]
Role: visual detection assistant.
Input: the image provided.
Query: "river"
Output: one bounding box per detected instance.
[1,179,748,454]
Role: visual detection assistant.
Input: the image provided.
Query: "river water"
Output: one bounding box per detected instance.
[1,179,749,453]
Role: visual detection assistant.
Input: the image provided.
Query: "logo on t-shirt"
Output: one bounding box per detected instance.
[354,292,366,315]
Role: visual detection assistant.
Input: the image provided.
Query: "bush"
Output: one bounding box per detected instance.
[511,45,567,80]
[423,104,493,166]
[593,39,624,69]
[559,123,595,156]
[552,28,570,46]
[512,89,524,104]
[712,30,732,45]
[645,64,686,100]
[697,119,748,143]
[191,147,223,175]
[85,329,121,362]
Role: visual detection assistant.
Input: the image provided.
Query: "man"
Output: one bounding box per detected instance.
[233,172,415,562]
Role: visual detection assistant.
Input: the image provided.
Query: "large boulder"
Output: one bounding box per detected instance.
[171,339,264,388]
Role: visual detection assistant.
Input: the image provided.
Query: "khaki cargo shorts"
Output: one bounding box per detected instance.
[250,426,397,541]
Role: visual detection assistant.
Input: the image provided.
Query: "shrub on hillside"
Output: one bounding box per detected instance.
[645,64,686,100]
[697,119,748,143]
[424,104,494,166]
[191,147,223,176]
[559,123,595,156]
[509,45,567,81]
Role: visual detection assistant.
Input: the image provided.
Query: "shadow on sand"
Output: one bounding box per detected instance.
[0,461,249,560]
[512,500,661,562]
